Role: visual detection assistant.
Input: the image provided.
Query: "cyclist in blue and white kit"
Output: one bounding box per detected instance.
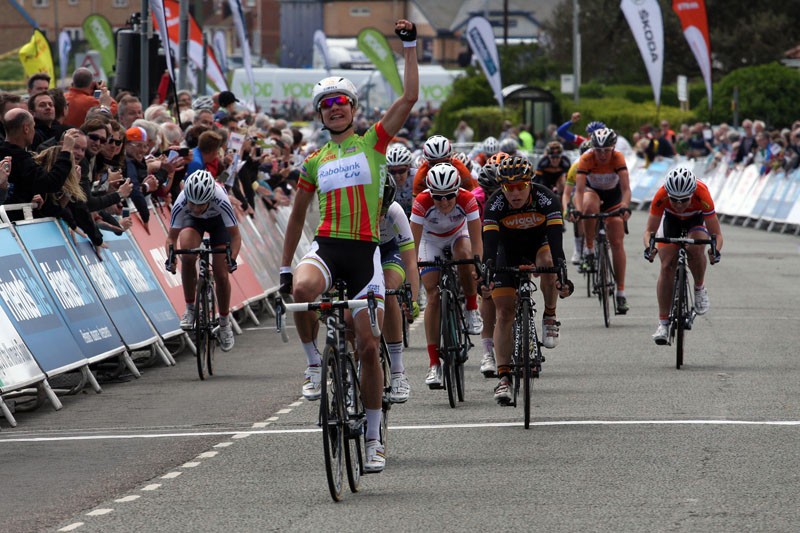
[165,169,241,351]
[378,175,420,403]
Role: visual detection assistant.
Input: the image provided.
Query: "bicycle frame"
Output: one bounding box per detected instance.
[579,211,626,326]
[649,234,718,369]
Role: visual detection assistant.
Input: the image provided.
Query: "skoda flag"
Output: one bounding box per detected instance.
[466,16,503,107]
[620,0,664,106]
[357,28,404,97]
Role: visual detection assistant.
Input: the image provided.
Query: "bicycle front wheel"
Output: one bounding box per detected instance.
[379,338,391,455]
[439,288,457,409]
[451,303,466,403]
[343,354,364,494]
[195,280,210,380]
[206,283,217,376]
[521,300,533,429]
[320,346,345,501]
[675,264,688,369]
[598,242,612,328]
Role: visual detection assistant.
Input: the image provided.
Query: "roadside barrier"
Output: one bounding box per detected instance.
[0,195,319,428]
[627,154,800,234]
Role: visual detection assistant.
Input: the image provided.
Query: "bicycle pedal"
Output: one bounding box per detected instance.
[427,383,444,390]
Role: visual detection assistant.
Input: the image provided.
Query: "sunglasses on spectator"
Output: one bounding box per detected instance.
[318,95,352,110]
[431,192,457,201]
[668,196,691,204]
[388,167,409,175]
[87,133,107,143]
[108,138,123,146]
[501,182,530,192]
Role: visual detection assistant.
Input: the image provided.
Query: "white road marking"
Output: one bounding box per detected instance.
[58,523,84,531]
[161,472,182,479]
[141,484,161,491]
[214,442,234,448]
[266,416,280,422]
[276,408,292,414]
[3,419,800,443]
[251,422,270,428]
[181,461,201,468]
[197,451,218,459]
[114,495,141,503]
[289,401,303,407]
[86,509,113,516]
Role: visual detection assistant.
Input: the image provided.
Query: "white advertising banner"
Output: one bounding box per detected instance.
[620,0,664,106]
[0,306,44,393]
[466,16,503,107]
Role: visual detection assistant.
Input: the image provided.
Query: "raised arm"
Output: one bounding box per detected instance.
[381,20,419,137]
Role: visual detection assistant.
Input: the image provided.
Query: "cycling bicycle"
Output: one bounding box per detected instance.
[275,282,381,502]
[386,282,414,348]
[168,239,235,380]
[418,249,478,408]
[578,210,628,327]
[484,262,566,429]
[646,234,719,369]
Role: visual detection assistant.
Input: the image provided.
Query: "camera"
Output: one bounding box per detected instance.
[178,147,190,157]
[93,90,101,99]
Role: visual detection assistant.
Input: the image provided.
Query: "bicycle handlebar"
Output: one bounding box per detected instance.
[417,256,482,269]
[167,243,237,272]
[274,292,382,342]
[646,234,720,264]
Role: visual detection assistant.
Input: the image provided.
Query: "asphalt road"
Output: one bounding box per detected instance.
[2,213,799,532]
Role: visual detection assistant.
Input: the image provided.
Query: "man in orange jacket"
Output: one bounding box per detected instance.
[63,68,118,127]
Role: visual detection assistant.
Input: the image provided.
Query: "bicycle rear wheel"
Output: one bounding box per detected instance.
[195,280,210,380]
[452,303,466,403]
[401,309,409,348]
[342,354,363,494]
[379,338,391,454]
[675,264,687,369]
[521,300,533,429]
[439,289,457,409]
[598,242,611,328]
[320,346,345,501]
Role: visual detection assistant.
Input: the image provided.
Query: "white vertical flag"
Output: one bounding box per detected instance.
[58,30,72,87]
[227,0,256,111]
[149,0,176,83]
[313,29,331,74]
[620,0,664,106]
[213,30,229,74]
[466,16,503,107]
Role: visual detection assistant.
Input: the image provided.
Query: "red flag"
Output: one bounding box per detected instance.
[672,0,712,108]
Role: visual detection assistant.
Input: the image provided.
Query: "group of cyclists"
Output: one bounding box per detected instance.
[164,19,724,476]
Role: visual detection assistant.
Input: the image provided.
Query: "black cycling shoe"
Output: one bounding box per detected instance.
[616,296,629,315]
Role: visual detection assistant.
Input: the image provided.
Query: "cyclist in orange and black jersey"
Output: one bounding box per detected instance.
[481,156,572,404]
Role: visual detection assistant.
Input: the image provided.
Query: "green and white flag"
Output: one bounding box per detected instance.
[357,28,403,96]
[82,15,116,76]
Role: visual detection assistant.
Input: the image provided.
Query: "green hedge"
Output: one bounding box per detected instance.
[551,96,697,140]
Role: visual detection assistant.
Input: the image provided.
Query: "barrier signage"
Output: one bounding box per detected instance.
[0,226,87,374]
[16,220,124,360]
[69,227,159,349]
[0,303,45,392]
[101,229,182,337]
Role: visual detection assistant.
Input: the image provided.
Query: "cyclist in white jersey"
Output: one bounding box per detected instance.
[165,170,241,351]
[378,176,419,403]
[410,162,483,388]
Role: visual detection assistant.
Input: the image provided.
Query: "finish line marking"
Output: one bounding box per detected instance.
[2,419,800,443]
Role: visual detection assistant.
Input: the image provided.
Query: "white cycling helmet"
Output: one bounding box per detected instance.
[590,127,618,149]
[184,169,216,204]
[386,144,413,167]
[453,151,470,166]
[664,167,697,199]
[312,76,358,111]
[425,162,460,194]
[482,136,500,155]
[423,135,452,161]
